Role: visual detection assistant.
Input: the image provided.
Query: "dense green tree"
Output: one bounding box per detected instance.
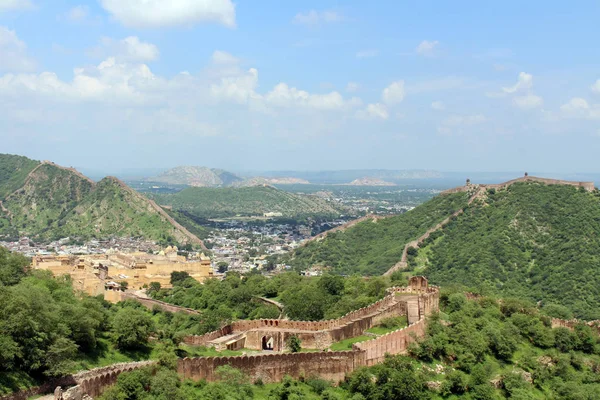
[0,246,29,286]
[111,308,154,350]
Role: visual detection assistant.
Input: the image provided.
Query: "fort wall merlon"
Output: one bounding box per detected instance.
[178,351,362,384]
[441,175,595,195]
[120,293,200,315]
[0,361,155,400]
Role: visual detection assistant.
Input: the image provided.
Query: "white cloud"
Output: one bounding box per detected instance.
[211,50,239,65]
[431,101,445,110]
[356,49,378,58]
[88,36,159,62]
[382,80,405,105]
[502,72,533,93]
[210,68,260,104]
[357,103,388,120]
[100,0,236,28]
[65,5,88,22]
[561,97,589,112]
[265,83,347,110]
[292,10,344,26]
[592,80,600,94]
[559,97,600,120]
[0,26,35,72]
[0,57,158,103]
[346,82,359,92]
[0,0,32,11]
[416,40,439,56]
[493,72,544,110]
[513,94,543,109]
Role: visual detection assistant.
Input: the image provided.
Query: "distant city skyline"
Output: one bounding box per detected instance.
[1,1,599,172]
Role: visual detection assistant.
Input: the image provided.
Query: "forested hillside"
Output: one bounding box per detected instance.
[419,183,600,319]
[289,192,469,275]
[0,154,202,244]
[151,185,344,219]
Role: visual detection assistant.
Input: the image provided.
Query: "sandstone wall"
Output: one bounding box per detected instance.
[121,293,200,315]
[353,319,427,366]
[178,351,362,383]
[183,326,234,346]
[441,176,595,195]
[65,361,156,399]
[0,362,155,400]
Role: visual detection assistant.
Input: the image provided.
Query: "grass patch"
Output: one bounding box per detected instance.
[0,371,39,396]
[366,315,408,335]
[72,337,156,372]
[297,348,323,353]
[329,335,371,351]
[366,326,400,335]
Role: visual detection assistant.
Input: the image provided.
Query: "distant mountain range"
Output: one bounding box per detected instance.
[145,166,444,187]
[0,154,203,245]
[348,178,396,186]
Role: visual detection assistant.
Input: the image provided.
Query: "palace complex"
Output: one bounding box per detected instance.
[32,246,213,302]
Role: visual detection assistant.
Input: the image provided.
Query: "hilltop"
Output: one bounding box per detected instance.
[289,176,600,318]
[0,154,203,245]
[151,185,344,219]
[149,166,243,187]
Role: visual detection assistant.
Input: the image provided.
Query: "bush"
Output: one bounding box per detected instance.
[306,377,331,394]
[287,335,301,353]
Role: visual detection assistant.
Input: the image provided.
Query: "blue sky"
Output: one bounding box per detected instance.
[0,0,599,173]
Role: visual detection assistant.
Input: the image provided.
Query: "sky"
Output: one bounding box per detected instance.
[0,0,599,174]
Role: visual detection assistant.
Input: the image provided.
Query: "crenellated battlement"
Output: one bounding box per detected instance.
[441,175,595,195]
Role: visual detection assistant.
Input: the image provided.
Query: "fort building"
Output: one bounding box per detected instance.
[32,246,213,302]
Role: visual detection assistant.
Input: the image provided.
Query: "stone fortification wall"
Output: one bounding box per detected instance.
[183,326,234,346]
[178,351,362,383]
[353,319,427,366]
[179,282,438,383]
[183,287,415,351]
[383,189,481,277]
[69,361,155,399]
[441,175,595,195]
[121,293,200,315]
[232,291,402,333]
[0,361,154,400]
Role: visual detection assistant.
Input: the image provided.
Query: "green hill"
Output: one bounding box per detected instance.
[419,182,600,319]
[151,185,344,219]
[290,180,600,319]
[0,155,203,245]
[289,191,470,275]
